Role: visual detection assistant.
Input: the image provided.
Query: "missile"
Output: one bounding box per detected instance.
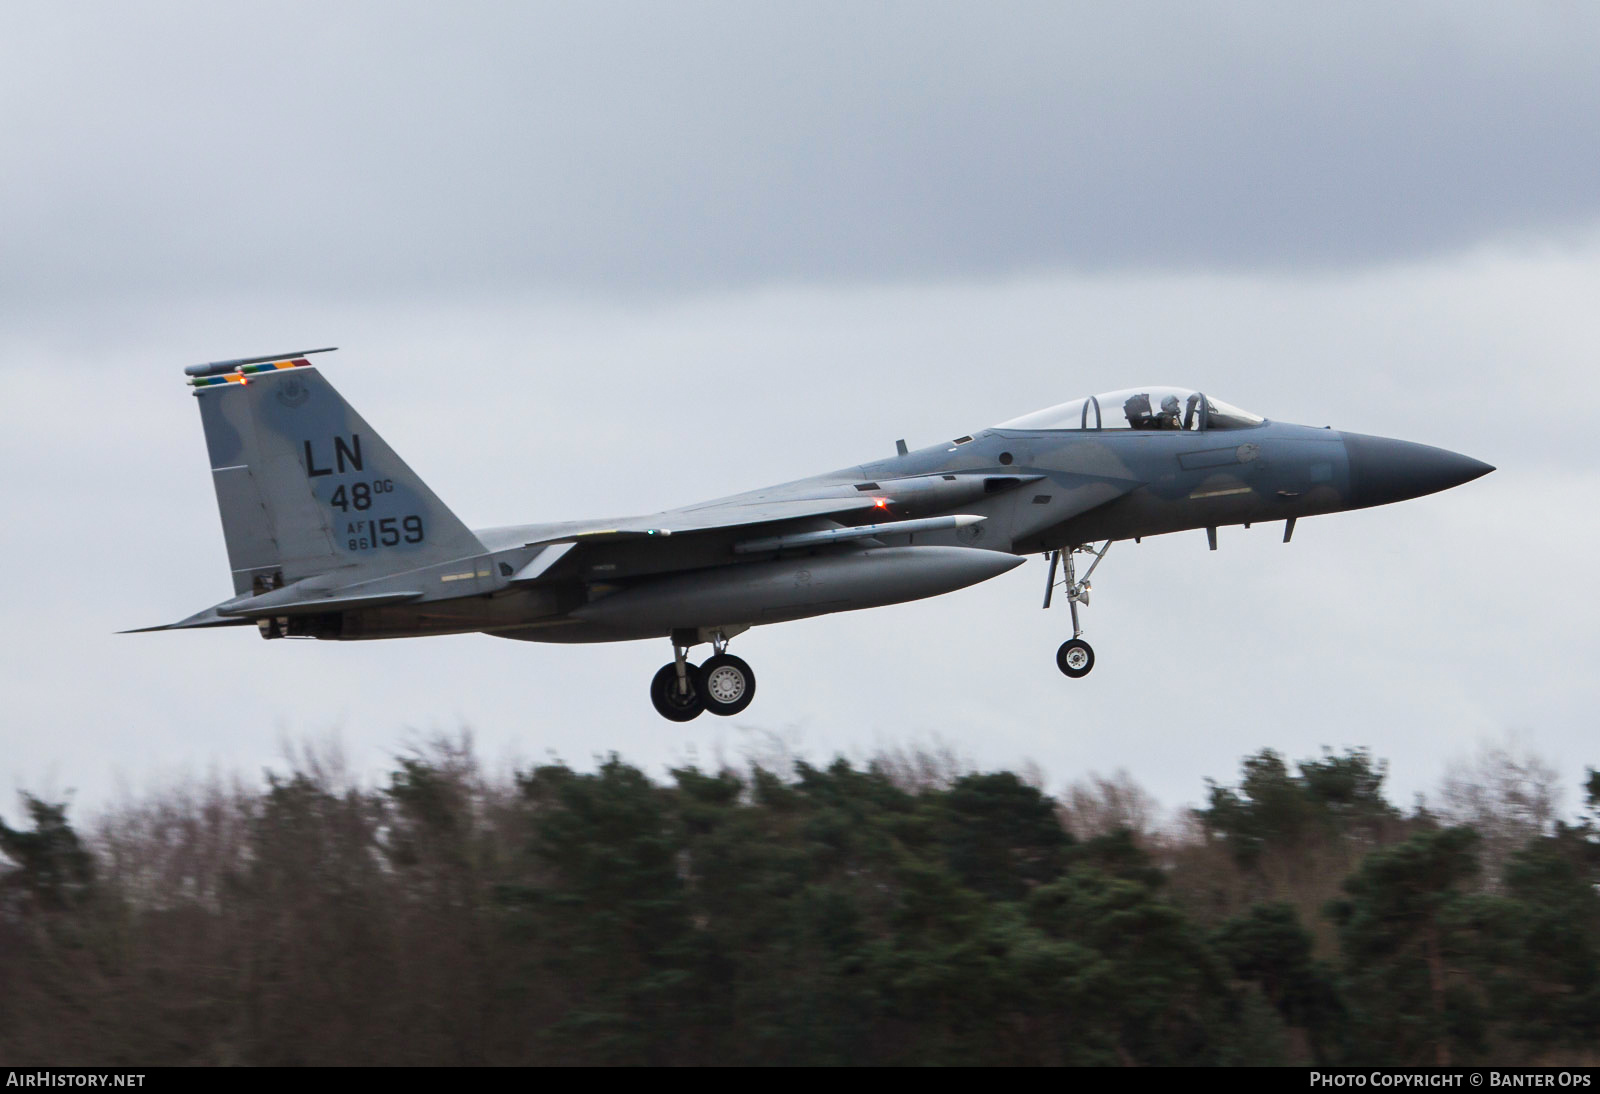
[733,514,985,554]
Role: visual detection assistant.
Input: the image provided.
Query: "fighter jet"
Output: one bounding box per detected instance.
[132,348,1493,721]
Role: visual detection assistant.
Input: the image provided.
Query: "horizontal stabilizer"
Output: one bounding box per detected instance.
[126,586,423,633]
[216,589,423,617]
[119,606,254,633]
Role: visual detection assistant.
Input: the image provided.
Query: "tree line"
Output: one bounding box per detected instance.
[1,737,1596,1065]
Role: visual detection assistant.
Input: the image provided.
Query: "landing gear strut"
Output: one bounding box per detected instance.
[1044,542,1111,678]
[650,639,705,721]
[649,628,756,721]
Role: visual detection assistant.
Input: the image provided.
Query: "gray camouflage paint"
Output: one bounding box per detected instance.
[138,360,1492,660]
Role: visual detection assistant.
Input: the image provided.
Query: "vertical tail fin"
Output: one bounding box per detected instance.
[189,351,485,595]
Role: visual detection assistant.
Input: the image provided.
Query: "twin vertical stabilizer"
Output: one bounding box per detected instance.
[189,352,484,595]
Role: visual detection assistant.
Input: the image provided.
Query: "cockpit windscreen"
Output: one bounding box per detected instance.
[997,388,1264,432]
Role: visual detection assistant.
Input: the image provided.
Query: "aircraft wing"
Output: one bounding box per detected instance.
[485,471,1089,552]
[472,494,903,588]
[131,495,892,631]
[478,495,888,552]
[543,495,892,543]
[483,471,1140,591]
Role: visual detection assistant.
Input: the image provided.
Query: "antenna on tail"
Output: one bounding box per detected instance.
[184,346,338,379]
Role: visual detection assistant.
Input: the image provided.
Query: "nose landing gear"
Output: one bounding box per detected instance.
[1056,639,1094,678]
[1044,542,1111,678]
[649,627,756,721]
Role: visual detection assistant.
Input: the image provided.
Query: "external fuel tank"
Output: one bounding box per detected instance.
[570,545,1023,637]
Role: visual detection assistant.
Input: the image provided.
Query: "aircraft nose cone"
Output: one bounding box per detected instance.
[1342,433,1494,510]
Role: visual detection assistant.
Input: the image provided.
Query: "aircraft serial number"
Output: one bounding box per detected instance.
[330,479,394,512]
[345,515,425,551]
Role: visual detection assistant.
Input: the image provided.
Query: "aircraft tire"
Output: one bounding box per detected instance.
[1056,639,1095,678]
[699,654,756,717]
[650,662,707,721]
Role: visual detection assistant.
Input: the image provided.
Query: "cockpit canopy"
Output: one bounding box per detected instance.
[996,387,1264,432]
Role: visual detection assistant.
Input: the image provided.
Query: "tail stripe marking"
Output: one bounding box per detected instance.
[189,358,313,389]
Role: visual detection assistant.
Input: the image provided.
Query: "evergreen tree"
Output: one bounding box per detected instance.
[1202,748,1396,868]
[1329,827,1498,1065]
[1214,902,1344,1060]
[512,757,701,1064]
[0,794,95,914]
[1491,836,1600,1052]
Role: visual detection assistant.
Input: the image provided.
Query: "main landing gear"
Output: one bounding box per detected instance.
[1043,542,1112,679]
[649,628,756,721]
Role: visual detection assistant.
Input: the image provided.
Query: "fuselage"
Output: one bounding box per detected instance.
[326,400,1490,645]
[150,360,1493,720]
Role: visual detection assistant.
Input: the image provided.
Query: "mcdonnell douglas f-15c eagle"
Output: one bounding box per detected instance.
[133,348,1493,721]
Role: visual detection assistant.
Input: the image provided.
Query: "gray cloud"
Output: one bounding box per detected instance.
[4,1,1600,311]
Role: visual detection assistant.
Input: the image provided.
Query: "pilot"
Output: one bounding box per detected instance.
[1157,395,1182,429]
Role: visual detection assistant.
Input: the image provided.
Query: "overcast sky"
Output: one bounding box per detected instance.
[2,2,1596,822]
